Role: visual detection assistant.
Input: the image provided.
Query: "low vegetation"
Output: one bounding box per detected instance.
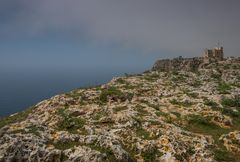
[99,86,133,103]
[217,82,232,94]
[57,108,86,133]
[0,106,35,129]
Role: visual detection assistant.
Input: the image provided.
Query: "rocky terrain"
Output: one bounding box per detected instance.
[0,57,240,162]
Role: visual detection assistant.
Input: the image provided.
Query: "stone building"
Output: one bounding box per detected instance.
[203,46,224,62]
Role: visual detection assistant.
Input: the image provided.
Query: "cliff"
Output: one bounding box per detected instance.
[0,58,240,162]
[152,57,204,71]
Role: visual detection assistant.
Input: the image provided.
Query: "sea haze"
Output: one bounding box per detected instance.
[0,67,144,118]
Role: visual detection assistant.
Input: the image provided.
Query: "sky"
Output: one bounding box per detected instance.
[0,0,240,71]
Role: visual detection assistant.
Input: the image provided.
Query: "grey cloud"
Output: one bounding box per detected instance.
[1,0,240,56]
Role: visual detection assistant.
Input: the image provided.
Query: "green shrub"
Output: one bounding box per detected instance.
[213,148,235,162]
[217,82,231,94]
[211,73,221,80]
[113,106,128,112]
[86,143,116,161]
[204,99,218,108]
[190,80,202,87]
[169,99,193,107]
[115,78,127,84]
[221,96,240,108]
[52,141,80,150]
[57,108,86,133]
[99,86,132,103]
[136,128,150,139]
[142,146,161,162]
[185,115,228,135]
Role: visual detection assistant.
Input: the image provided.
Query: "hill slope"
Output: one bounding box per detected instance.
[0,58,240,162]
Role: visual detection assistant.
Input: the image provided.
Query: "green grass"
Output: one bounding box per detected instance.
[169,99,193,107]
[52,141,80,150]
[171,112,181,118]
[221,96,240,129]
[217,82,232,94]
[211,73,222,80]
[57,108,86,133]
[184,115,238,161]
[26,125,43,136]
[171,74,186,82]
[86,143,117,162]
[221,96,240,108]
[99,86,133,103]
[204,99,218,109]
[115,78,127,84]
[113,106,128,112]
[142,73,160,82]
[141,146,161,162]
[135,105,149,116]
[136,128,150,140]
[0,106,35,129]
[190,80,202,87]
[186,92,199,98]
[155,111,173,123]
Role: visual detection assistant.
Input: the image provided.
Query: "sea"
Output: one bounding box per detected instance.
[0,67,144,118]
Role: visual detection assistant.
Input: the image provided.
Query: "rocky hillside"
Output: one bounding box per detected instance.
[0,58,240,162]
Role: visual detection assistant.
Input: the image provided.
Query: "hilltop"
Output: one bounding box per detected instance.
[0,57,240,162]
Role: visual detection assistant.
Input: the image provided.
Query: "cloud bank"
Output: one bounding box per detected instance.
[1,0,240,56]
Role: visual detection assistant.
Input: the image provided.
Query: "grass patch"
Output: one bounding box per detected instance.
[221,96,240,129]
[57,108,86,133]
[142,146,161,162]
[204,99,218,109]
[113,106,128,112]
[171,112,181,118]
[135,105,149,116]
[26,125,43,136]
[190,80,202,87]
[136,128,150,139]
[221,96,240,108]
[0,106,35,129]
[155,111,173,123]
[184,115,238,161]
[171,74,186,83]
[211,73,222,80]
[99,86,133,103]
[217,82,232,94]
[169,99,193,107]
[86,143,116,161]
[52,141,80,150]
[115,78,127,84]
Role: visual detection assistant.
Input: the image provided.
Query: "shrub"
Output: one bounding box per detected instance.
[169,99,193,107]
[99,86,132,103]
[204,99,218,108]
[52,141,80,150]
[185,115,226,134]
[142,146,161,162]
[217,82,231,94]
[221,96,240,108]
[136,128,150,139]
[57,108,86,133]
[113,106,128,112]
[190,80,202,87]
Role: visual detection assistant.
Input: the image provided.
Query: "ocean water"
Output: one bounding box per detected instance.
[0,67,143,118]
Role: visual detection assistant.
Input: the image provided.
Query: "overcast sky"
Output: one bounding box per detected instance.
[0,0,239,70]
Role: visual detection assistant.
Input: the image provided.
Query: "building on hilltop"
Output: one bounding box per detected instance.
[203,46,224,62]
